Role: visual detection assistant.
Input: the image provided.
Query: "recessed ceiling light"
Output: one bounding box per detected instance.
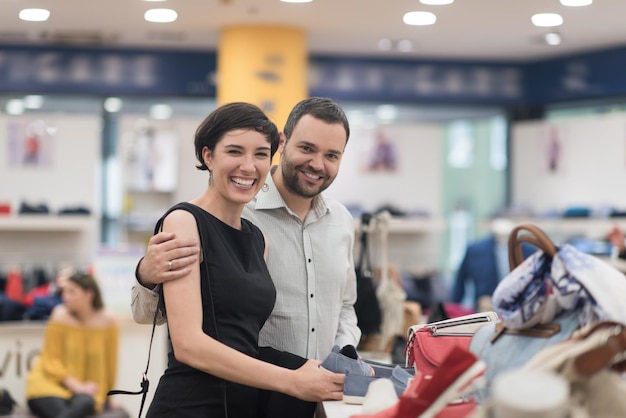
[144,9,178,23]
[24,95,44,109]
[560,0,592,6]
[403,11,437,26]
[6,99,25,115]
[378,38,393,51]
[376,105,398,121]
[150,104,173,120]
[397,39,413,52]
[19,8,50,22]
[104,97,123,113]
[420,0,454,5]
[545,32,562,46]
[531,13,563,27]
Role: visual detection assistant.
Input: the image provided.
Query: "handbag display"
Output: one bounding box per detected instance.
[468,223,624,401]
[405,311,499,378]
[469,309,580,401]
[471,321,626,417]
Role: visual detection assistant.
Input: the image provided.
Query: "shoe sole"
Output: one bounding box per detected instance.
[418,360,486,418]
[343,394,367,405]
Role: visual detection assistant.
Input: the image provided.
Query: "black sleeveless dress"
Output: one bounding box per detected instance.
[146,202,277,418]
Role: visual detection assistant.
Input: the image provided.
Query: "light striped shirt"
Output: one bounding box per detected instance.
[245,172,361,360]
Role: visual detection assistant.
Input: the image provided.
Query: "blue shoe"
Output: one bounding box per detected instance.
[343,366,414,405]
[320,345,373,376]
[364,359,414,379]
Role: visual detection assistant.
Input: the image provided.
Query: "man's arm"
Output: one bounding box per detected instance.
[335,262,362,348]
[131,277,164,325]
[131,231,200,324]
[334,232,362,348]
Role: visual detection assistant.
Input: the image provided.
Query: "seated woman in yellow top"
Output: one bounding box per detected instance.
[26,272,119,418]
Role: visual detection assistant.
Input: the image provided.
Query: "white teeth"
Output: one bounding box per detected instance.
[303,172,321,180]
[233,178,254,186]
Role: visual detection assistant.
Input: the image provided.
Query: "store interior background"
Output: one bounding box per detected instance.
[3,0,626,413]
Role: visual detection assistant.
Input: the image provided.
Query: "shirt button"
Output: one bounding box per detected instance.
[310,293,314,298]
[308,258,311,263]
[311,328,315,332]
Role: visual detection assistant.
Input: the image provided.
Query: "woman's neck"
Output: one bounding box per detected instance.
[71,307,97,324]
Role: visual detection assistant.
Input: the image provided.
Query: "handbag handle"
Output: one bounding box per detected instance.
[508,223,558,270]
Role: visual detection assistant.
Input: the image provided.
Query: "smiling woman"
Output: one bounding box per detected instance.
[25,273,123,418]
[137,102,345,417]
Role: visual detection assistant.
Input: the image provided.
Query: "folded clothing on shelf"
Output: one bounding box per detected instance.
[19,201,50,215]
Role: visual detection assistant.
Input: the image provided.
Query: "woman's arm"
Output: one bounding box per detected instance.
[162,209,344,402]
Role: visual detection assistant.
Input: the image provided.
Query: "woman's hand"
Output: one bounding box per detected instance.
[76,381,98,396]
[289,360,345,402]
[608,226,626,253]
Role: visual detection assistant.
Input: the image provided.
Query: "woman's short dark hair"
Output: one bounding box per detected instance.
[194,102,280,171]
[67,273,104,310]
[283,97,350,144]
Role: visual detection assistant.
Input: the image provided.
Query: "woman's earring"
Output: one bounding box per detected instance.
[262,183,269,192]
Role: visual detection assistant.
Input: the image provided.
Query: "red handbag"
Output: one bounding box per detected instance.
[406,312,499,378]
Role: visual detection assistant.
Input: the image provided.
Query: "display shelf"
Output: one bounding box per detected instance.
[0,215,94,232]
[501,217,626,239]
[355,216,446,234]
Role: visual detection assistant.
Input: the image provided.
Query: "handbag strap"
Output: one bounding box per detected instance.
[508,223,558,270]
[106,218,168,417]
[357,213,373,275]
[106,296,161,416]
[375,211,391,286]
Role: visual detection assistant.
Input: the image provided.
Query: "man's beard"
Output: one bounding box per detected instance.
[281,158,332,198]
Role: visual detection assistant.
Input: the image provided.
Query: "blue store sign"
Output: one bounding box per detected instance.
[1,43,626,105]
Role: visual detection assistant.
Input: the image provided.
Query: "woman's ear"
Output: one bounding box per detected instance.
[202,146,213,171]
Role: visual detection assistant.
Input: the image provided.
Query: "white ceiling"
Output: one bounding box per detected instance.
[1,0,625,62]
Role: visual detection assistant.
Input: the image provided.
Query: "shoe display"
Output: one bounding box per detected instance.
[361,378,399,414]
[343,365,414,404]
[412,346,485,418]
[320,345,374,376]
[350,346,485,418]
[363,359,415,379]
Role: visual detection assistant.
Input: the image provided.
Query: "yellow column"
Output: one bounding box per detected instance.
[217,25,308,133]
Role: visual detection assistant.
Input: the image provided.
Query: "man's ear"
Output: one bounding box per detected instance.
[277,132,286,153]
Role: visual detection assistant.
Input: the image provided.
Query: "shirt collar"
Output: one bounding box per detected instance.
[252,166,330,218]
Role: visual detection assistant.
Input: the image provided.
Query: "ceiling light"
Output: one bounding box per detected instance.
[150,104,172,120]
[376,105,398,121]
[6,100,25,115]
[403,11,437,26]
[104,97,123,113]
[420,0,454,5]
[545,32,562,46]
[144,9,178,23]
[531,13,563,27]
[560,0,592,6]
[19,8,50,22]
[378,38,393,51]
[397,39,413,52]
[24,95,44,109]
